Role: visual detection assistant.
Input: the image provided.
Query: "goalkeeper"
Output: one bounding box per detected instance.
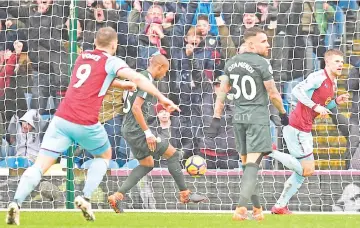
[205,27,305,221]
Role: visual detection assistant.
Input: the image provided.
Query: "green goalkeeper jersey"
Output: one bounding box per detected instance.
[224,52,273,125]
[122,70,155,133]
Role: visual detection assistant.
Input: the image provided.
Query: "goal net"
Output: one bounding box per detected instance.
[0,0,360,212]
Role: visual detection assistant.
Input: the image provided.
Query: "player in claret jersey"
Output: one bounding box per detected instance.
[271,49,350,214]
[6,27,179,225]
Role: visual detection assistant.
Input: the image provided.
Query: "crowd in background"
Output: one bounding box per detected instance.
[0,0,360,170]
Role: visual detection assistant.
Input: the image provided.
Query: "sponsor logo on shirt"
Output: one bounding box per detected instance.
[325,97,332,105]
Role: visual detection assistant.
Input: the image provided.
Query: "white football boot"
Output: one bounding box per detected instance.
[74,196,95,221]
[6,202,20,225]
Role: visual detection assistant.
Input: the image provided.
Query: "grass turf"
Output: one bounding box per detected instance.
[0,212,359,228]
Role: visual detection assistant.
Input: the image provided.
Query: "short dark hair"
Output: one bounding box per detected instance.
[197,14,209,22]
[243,27,266,41]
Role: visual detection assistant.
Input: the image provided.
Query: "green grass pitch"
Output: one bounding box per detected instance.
[0,212,359,228]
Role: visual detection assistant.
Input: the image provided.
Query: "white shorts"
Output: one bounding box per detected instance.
[283,125,314,161]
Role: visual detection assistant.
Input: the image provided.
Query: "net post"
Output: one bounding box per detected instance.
[66,0,78,210]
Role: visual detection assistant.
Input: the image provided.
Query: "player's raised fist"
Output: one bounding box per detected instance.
[336,93,350,105]
[313,105,332,118]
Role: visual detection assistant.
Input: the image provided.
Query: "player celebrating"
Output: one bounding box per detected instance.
[107,54,206,213]
[6,27,179,225]
[205,27,291,221]
[271,49,349,214]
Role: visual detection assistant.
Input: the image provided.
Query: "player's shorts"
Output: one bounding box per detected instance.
[40,116,110,158]
[283,125,314,161]
[233,123,272,156]
[122,129,169,160]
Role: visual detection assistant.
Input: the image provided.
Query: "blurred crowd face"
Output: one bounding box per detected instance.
[243,13,257,29]
[196,19,210,36]
[146,6,164,22]
[102,0,115,10]
[185,34,201,47]
[94,6,105,22]
[326,55,344,77]
[21,122,33,134]
[37,0,52,14]
[157,110,170,123]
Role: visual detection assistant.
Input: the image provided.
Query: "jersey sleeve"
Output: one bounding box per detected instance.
[326,99,337,110]
[105,56,129,78]
[136,72,153,99]
[292,72,325,109]
[259,58,273,82]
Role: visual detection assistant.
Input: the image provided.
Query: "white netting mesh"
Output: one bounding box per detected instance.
[0,0,359,212]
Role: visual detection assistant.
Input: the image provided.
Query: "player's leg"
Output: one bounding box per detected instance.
[272,126,314,214]
[234,124,271,221]
[7,116,70,225]
[75,123,114,221]
[241,157,263,221]
[108,155,154,213]
[162,145,207,203]
[108,132,155,213]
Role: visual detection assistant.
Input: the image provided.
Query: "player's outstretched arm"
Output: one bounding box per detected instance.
[117,68,180,112]
[204,76,230,138]
[111,79,137,91]
[263,79,288,125]
[292,76,332,117]
[132,96,157,152]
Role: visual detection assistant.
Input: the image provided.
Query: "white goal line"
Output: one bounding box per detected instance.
[0,209,358,215]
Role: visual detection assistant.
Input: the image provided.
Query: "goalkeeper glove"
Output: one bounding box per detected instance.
[279,113,289,126]
[204,118,221,138]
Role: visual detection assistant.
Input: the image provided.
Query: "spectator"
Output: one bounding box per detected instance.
[82,1,118,51]
[0,109,46,168]
[150,103,181,168]
[98,84,129,168]
[343,66,360,169]
[0,41,28,130]
[0,0,69,114]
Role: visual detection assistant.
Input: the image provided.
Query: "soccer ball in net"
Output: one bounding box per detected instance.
[185,155,207,177]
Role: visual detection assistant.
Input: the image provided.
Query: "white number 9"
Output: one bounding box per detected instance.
[73,64,91,88]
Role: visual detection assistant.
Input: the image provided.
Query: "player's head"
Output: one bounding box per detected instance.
[243,27,269,57]
[148,54,169,80]
[324,49,344,77]
[94,27,118,55]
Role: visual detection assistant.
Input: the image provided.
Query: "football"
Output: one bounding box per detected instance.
[185,155,207,177]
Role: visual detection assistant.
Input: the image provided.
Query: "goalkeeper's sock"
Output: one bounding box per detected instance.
[83,158,109,199]
[238,163,260,207]
[118,165,153,194]
[242,165,261,208]
[268,150,303,175]
[14,165,43,207]
[275,172,305,208]
[167,149,187,191]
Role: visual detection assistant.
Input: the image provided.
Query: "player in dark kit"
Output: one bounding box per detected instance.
[205,27,290,221]
[108,54,207,213]
[6,27,179,225]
